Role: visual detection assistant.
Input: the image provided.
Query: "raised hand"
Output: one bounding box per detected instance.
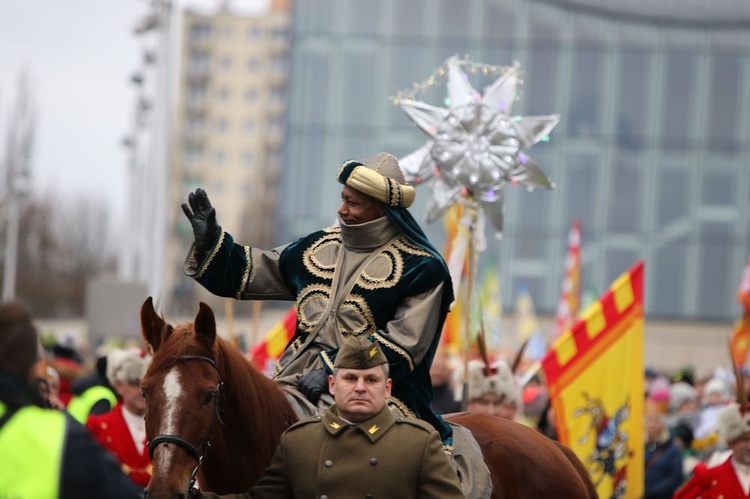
[182,188,221,255]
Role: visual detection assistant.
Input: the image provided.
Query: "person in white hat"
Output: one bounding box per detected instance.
[455,359,522,421]
[675,402,750,498]
[86,347,152,488]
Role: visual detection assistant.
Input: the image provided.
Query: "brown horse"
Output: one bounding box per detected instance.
[141,298,596,498]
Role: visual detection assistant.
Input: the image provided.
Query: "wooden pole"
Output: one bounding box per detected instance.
[460,201,478,411]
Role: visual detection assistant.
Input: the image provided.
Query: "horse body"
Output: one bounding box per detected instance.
[141,299,595,499]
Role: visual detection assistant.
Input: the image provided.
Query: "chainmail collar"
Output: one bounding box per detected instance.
[338,215,400,252]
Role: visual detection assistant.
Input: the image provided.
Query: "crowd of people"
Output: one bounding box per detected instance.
[3,150,749,498]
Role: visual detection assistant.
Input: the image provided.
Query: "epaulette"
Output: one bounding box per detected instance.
[285,414,324,432]
[395,416,435,434]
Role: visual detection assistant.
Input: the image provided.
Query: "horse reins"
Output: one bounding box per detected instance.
[148,355,225,489]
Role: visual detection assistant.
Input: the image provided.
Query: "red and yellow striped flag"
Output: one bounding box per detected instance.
[542,261,644,499]
[249,307,296,374]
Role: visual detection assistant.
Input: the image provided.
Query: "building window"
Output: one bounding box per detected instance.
[271,56,287,71]
[244,88,258,102]
[186,117,205,134]
[246,57,261,71]
[244,120,256,132]
[272,27,289,39]
[223,27,233,39]
[247,26,263,39]
[188,84,207,104]
[216,119,228,133]
[243,151,254,167]
[218,87,231,102]
[660,51,696,149]
[242,181,253,196]
[219,55,232,70]
[185,146,203,165]
[270,88,284,102]
[189,24,212,41]
[215,150,226,166]
[188,53,210,75]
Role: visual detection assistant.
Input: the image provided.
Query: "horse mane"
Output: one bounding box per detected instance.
[213,333,297,478]
[553,440,599,499]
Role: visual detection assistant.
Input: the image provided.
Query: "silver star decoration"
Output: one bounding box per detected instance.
[397,56,560,233]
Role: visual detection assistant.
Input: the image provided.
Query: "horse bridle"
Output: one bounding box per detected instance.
[148,355,225,489]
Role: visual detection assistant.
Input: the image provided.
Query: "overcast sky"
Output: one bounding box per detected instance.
[0,0,268,231]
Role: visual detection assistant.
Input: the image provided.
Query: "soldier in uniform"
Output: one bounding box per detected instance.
[182,152,455,451]
[197,336,465,499]
[675,402,750,498]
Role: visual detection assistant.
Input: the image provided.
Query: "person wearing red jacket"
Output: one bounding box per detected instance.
[87,347,152,488]
[675,402,750,498]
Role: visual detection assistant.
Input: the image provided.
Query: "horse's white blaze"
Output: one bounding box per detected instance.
[156,367,183,470]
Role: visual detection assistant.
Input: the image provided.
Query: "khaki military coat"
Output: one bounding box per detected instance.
[200,405,465,499]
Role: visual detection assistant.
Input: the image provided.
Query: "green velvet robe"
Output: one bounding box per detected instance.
[184,216,453,450]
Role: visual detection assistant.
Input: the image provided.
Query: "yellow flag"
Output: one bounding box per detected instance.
[542,261,644,499]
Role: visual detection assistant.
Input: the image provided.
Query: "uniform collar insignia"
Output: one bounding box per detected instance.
[330,422,341,429]
[368,424,379,434]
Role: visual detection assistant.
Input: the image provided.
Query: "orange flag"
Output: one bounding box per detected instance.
[552,220,581,341]
[729,256,750,367]
[542,261,644,499]
[249,307,296,375]
[440,204,467,356]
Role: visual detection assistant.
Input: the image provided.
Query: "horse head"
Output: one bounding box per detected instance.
[140,297,297,498]
[141,297,224,499]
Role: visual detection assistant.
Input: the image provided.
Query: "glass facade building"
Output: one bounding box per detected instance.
[281,0,750,320]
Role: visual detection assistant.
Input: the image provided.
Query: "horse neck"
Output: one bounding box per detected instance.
[211,341,296,469]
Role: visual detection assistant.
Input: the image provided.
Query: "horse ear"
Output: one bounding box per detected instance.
[195,301,217,346]
[141,297,168,352]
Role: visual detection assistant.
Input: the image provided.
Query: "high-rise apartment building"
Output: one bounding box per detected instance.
[166,0,291,315]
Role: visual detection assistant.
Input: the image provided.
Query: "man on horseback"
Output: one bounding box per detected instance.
[182,152,455,451]
[195,336,464,499]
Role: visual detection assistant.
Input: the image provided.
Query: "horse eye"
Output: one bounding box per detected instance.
[202,392,215,405]
[141,389,147,399]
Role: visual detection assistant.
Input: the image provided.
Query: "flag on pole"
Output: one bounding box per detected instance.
[477,264,502,353]
[552,220,582,341]
[729,256,750,367]
[441,204,469,356]
[542,261,644,499]
[249,307,296,375]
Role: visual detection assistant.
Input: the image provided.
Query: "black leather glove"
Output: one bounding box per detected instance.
[297,368,329,405]
[182,188,221,256]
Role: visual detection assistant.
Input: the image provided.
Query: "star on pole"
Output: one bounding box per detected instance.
[395,56,560,234]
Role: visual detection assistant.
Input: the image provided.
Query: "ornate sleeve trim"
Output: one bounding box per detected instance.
[236,245,252,298]
[194,230,226,279]
[373,331,414,372]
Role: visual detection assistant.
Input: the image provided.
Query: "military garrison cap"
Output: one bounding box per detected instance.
[334,336,388,369]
